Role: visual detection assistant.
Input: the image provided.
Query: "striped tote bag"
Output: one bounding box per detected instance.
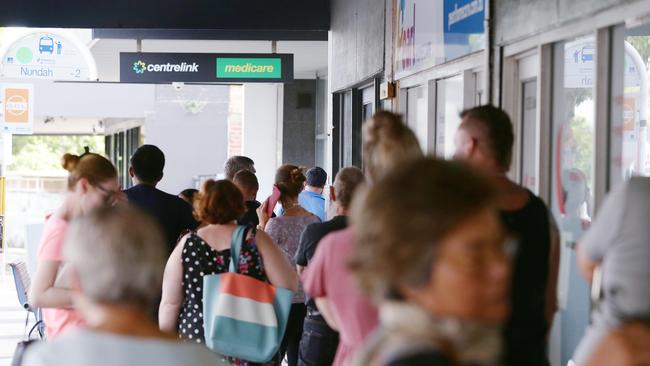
[203,226,293,362]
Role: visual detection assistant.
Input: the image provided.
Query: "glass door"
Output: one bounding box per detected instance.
[517,54,540,193]
[435,74,464,158]
[405,85,429,152]
[551,35,596,366]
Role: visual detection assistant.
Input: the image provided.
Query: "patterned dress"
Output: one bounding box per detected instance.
[178,231,278,366]
[265,215,321,303]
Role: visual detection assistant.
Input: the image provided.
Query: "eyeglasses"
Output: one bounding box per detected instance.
[93,184,120,203]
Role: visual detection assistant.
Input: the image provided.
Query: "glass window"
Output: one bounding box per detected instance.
[435,74,464,158]
[406,85,429,151]
[610,22,650,187]
[521,79,538,192]
[552,36,596,238]
[474,70,485,106]
[343,91,353,167]
[551,35,595,366]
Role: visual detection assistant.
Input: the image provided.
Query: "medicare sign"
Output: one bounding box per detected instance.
[120,53,293,83]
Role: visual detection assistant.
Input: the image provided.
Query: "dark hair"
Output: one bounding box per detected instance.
[349,157,497,299]
[233,169,259,192]
[305,167,327,188]
[333,167,365,209]
[275,164,306,201]
[196,180,246,225]
[224,156,255,181]
[130,145,165,184]
[460,105,515,170]
[179,188,198,202]
[62,153,117,190]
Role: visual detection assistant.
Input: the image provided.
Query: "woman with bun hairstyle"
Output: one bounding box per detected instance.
[29,152,120,338]
[257,165,321,366]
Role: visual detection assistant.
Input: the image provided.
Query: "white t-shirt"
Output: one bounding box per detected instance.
[581,176,650,326]
[24,329,224,366]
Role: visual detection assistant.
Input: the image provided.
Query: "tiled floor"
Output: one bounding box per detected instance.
[0,273,36,366]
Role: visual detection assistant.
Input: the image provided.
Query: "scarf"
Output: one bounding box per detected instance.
[350,302,503,366]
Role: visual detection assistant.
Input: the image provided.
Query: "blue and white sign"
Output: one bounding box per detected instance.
[396,0,486,78]
[564,38,595,88]
[444,0,485,61]
[0,29,97,81]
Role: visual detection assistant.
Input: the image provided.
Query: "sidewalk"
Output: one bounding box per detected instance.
[0,273,35,366]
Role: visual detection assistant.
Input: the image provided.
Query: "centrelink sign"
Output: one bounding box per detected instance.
[120,52,293,83]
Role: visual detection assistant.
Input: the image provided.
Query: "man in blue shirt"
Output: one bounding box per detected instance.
[298,167,327,221]
[125,145,198,255]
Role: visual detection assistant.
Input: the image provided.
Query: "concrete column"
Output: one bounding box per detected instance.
[242,83,284,200]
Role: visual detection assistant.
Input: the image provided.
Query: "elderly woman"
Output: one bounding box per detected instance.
[24,206,221,366]
[349,158,511,366]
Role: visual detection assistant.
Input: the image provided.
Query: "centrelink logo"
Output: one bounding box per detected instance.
[133,60,146,74]
[132,60,199,74]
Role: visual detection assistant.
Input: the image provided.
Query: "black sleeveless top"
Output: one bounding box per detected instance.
[500,191,551,366]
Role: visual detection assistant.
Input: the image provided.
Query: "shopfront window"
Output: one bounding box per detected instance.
[521,79,538,192]
[435,74,463,158]
[551,35,596,366]
[552,36,596,238]
[610,22,650,187]
[406,85,428,151]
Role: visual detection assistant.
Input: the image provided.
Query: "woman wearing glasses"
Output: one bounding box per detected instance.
[29,152,121,339]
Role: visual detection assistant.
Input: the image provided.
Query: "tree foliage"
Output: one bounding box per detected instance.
[9,135,105,171]
[627,36,650,68]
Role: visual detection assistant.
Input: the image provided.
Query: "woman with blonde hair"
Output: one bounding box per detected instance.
[29,153,121,338]
[301,111,423,366]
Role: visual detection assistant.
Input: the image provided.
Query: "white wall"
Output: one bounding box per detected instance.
[242,83,283,200]
[21,80,155,118]
[145,84,229,194]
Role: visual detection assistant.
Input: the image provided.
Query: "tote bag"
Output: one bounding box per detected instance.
[203,226,293,362]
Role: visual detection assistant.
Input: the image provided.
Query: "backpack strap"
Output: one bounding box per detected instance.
[228,226,248,273]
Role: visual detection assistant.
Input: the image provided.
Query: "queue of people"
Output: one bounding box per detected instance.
[22,106,649,366]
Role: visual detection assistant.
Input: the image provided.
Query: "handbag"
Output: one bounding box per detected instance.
[12,337,41,366]
[202,225,293,362]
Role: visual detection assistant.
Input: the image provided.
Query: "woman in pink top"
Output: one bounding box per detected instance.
[301,111,423,365]
[29,152,120,338]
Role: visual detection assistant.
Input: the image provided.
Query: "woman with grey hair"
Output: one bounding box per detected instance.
[24,206,222,366]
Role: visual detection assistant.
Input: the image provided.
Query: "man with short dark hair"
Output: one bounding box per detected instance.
[233,169,261,227]
[223,155,255,181]
[294,167,365,366]
[299,167,327,221]
[125,145,197,255]
[453,105,559,366]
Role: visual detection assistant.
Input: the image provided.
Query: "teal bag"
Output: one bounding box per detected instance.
[202,226,293,362]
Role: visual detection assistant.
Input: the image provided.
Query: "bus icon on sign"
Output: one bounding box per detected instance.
[581,46,594,62]
[38,36,54,54]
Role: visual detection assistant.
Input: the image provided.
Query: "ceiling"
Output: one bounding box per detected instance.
[0,0,330,31]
